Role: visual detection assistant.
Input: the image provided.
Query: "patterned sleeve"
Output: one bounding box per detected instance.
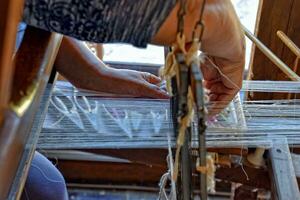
[22,0,177,47]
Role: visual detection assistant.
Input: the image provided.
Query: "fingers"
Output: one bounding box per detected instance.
[205,77,240,116]
[140,72,169,98]
[142,82,170,99]
[142,72,162,84]
[207,89,238,116]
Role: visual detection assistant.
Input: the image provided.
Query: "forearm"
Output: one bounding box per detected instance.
[152,0,245,64]
[54,37,168,98]
[54,37,108,90]
[202,0,245,64]
[200,0,245,93]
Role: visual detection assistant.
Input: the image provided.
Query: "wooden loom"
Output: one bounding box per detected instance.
[37,23,300,200]
[0,0,63,199]
[0,1,300,200]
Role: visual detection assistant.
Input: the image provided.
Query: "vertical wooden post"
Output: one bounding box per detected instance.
[248,0,300,100]
[0,0,24,122]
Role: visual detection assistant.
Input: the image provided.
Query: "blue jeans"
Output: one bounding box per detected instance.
[21,152,68,200]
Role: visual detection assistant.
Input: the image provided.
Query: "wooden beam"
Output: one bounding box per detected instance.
[248,0,300,100]
[244,27,300,81]
[0,0,24,123]
[291,153,300,178]
[277,0,300,99]
[268,138,300,200]
[8,84,57,199]
[53,158,271,190]
[215,164,271,190]
[0,27,62,199]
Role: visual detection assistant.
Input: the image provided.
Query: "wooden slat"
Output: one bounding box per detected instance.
[54,160,167,186]
[248,0,299,100]
[0,27,62,199]
[291,153,300,178]
[8,84,57,199]
[277,0,300,99]
[82,148,248,164]
[268,138,300,200]
[0,0,24,123]
[215,164,271,190]
[52,158,271,190]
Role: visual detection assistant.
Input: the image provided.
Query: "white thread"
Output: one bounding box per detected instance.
[202,54,241,90]
[239,147,249,181]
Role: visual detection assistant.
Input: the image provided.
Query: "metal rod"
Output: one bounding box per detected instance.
[243,26,300,81]
[192,63,207,200]
[181,129,192,200]
[199,123,207,200]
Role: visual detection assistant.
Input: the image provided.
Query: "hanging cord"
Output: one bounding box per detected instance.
[192,0,206,41]
[158,111,177,200]
[177,0,186,37]
[160,0,208,189]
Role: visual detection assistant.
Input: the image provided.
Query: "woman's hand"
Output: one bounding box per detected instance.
[152,0,246,115]
[200,0,245,115]
[201,55,244,116]
[55,37,169,99]
[81,67,169,98]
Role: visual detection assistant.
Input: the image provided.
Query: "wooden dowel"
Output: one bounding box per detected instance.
[243,26,300,81]
[277,31,300,58]
[276,31,300,99]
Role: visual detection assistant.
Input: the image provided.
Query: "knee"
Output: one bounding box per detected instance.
[21,152,68,200]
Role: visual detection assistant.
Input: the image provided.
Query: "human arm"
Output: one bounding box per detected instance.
[22,0,243,111]
[152,0,245,115]
[54,37,169,98]
[201,0,245,115]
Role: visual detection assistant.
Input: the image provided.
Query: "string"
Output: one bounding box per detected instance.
[201,54,241,90]
[239,147,249,181]
[39,98,300,149]
[38,80,300,150]
[202,57,250,180]
[158,109,177,200]
[52,80,300,98]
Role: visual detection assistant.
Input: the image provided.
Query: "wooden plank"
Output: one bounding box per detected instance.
[8,84,57,199]
[276,0,300,99]
[234,185,258,200]
[215,164,271,190]
[268,138,300,200]
[54,160,167,186]
[0,0,24,123]
[0,27,62,199]
[50,156,270,189]
[248,0,297,100]
[291,153,300,178]
[85,148,248,164]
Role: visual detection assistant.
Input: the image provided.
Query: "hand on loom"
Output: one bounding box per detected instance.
[55,37,169,99]
[201,55,244,116]
[94,67,169,98]
[199,0,245,116]
[152,0,245,115]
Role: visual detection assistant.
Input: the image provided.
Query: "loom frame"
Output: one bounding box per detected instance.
[0,25,62,199]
